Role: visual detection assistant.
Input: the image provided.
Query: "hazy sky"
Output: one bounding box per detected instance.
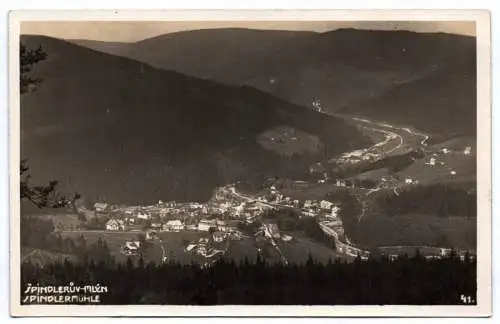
[21,21,476,42]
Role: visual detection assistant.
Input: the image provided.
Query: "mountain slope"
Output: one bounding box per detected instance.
[70,28,476,137]
[340,64,476,138]
[21,35,369,204]
[72,29,316,84]
[70,29,402,111]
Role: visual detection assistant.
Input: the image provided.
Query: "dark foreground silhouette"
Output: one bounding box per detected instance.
[21,252,476,305]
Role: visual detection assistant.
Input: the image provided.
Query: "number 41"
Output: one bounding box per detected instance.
[460,294,474,304]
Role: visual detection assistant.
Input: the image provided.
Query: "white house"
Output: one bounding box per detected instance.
[164,220,184,232]
[189,202,203,209]
[216,220,237,232]
[125,241,141,249]
[336,179,346,187]
[198,220,215,232]
[440,248,452,257]
[427,157,436,166]
[404,177,414,184]
[464,146,472,156]
[303,200,313,209]
[122,241,141,254]
[136,211,151,220]
[441,148,450,154]
[320,200,334,210]
[94,202,109,213]
[105,219,125,231]
[151,222,162,230]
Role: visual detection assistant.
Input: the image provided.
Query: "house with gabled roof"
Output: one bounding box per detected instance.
[94,202,109,213]
[163,219,184,232]
[105,219,125,231]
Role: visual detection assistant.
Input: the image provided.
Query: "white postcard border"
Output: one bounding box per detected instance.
[8,9,492,317]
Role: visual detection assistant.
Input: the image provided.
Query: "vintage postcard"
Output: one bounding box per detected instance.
[9,9,491,317]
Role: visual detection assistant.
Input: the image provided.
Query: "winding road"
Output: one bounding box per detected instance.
[227,109,439,260]
[329,112,430,156]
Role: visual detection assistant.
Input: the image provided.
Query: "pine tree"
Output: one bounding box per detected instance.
[20,43,80,208]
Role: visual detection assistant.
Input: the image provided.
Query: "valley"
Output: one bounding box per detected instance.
[21,27,477,266]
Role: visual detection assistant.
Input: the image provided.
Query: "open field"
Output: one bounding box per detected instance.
[396,155,475,186]
[429,135,476,152]
[59,230,346,265]
[350,168,392,181]
[257,126,323,156]
[280,183,353,201]
[60,230,206,264]
[395,135,476,185]
[280,234,354,263]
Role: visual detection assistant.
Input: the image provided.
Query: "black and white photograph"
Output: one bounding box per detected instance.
[9,10,491,317]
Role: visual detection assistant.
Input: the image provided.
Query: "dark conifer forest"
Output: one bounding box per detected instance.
[21,251,476,305]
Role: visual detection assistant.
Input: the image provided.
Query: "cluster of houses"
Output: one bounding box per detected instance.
[426,145,473,166]
[184,230,245,259]
[99,183,349,259]
[404,177,419,185]
[378,176,399,188]
[196,219,240,233]
[423,145,473,177]
[99,188,273,234]
[259,223,293,242]
[336,146,383,165]
[439,145,472,156]
[106,217,242,234]
[186,237,226,258]
[256,187,295,207]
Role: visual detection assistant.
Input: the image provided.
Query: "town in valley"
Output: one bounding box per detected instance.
[17,20,480,306]
[45,115,475,268]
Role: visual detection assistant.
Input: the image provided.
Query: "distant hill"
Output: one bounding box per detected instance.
[70,28,476,137]
[72,29,316,84]
[21,35,369,204]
